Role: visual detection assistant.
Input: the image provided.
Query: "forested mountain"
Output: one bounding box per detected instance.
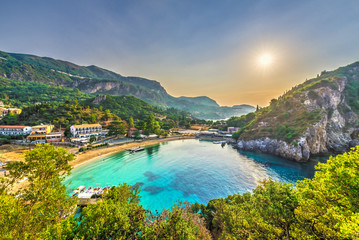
[0,50,254,119]
[0,77,195,132]
[229,61,359,161]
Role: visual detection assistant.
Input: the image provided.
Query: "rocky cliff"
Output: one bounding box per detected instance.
[235,62,359,161]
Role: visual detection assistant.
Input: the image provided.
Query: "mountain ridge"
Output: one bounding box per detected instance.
[0,50,254,119]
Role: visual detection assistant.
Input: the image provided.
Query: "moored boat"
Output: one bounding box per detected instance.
[128,146,145,153]
[74,185,86,193]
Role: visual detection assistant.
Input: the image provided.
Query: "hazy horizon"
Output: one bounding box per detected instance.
[1,0,359,106]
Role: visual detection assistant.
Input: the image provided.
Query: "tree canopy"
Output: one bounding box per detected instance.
[1,142,358,239]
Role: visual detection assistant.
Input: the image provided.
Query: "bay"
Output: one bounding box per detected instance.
[64,139,328,212]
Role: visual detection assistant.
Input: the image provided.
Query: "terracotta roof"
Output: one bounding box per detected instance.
[71,124,101,128]
[0,125,29,129]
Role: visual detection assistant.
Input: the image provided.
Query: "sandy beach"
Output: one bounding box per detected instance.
[70,136,194,169]
[3,136,193,193]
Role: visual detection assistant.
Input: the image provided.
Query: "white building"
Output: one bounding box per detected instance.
[227,127,240,134]
[0,125,32,135]
[70,124,102,138]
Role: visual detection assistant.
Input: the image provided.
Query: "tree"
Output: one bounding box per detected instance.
[1,112,19,125]
[270,98,278,106]
[90,113,97,123]
[0,144,76,239]
[144,114,155,134]
[75,184,146,239]
[129,116,134,128]
[144,114,161,135]
[134,130,142,140]
[202,180,297,239]
[143,202,211,239]
[103,109,113,121]
[294,146,359,239]
[232,131,241,141]
[89,134,96,143]
[108,120,127,136]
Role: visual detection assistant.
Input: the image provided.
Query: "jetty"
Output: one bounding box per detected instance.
[127,146,145,153]
[72,186,111,206]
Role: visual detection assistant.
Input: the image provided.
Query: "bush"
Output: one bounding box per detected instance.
[308,90,319,100]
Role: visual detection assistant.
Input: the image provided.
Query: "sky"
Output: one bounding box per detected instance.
[1,0,359,106]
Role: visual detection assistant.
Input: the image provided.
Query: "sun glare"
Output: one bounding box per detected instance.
[259,53,273,67]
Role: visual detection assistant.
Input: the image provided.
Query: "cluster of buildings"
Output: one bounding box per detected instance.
[199,129,231,138]
[0,123,106,144]
[176,127,239,138]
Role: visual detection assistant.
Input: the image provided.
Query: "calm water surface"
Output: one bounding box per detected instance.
[64,139,328,212]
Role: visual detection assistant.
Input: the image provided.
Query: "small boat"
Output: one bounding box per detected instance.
[128,147,145,153]
[102,186,112,194]
[71,192,79,197]
[93,187,103,195]
[74,185,86,193]
[91,188,103,199]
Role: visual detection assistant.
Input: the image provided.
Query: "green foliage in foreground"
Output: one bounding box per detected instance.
[193,147,359,239]
[0,144,210,239]
[1,144,358,239]
[0,144,75,239]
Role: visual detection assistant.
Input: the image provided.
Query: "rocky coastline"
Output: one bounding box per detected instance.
[235,73,359,162]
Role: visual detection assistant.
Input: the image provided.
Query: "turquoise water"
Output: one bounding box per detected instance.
[64,139,328,212]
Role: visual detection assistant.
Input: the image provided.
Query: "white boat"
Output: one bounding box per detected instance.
[93,187,103,195]
[78,187,94,199]
[213,141,226,144]
[74,185,86,193]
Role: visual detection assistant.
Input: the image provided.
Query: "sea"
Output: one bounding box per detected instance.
[64,139,328,212]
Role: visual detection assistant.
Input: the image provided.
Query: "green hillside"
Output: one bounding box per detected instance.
[0,77,91,107]
[0,77,195,131]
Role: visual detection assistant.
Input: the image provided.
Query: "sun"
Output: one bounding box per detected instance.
[259,53,273,67]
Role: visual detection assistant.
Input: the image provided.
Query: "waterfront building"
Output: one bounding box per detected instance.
[70,124,102,138]
[0,125,32,135]
[45,131,65,142]
[27,124,55,142]
[127,128,138,137]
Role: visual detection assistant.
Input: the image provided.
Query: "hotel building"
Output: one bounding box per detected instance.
[0,125,32,135]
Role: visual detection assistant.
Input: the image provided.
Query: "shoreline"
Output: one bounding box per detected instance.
[70,136,195,169]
